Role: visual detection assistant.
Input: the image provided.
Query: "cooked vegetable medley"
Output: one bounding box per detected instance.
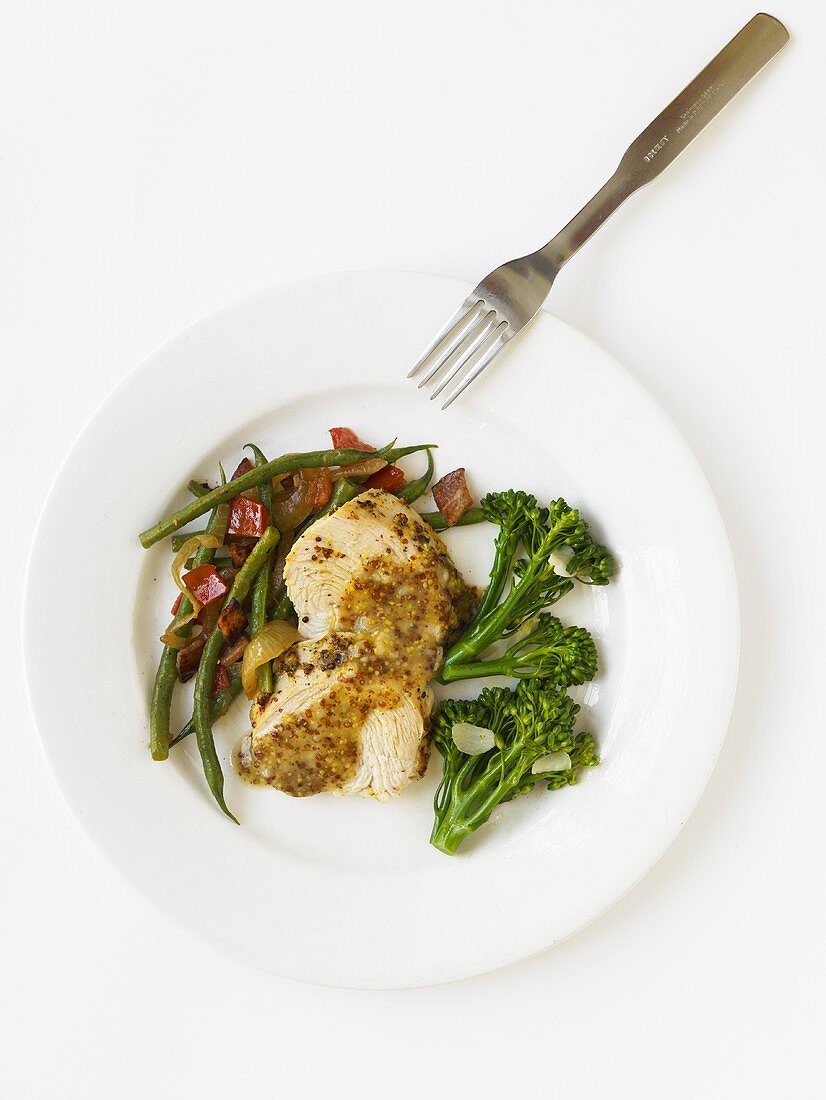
[140,428,614,853]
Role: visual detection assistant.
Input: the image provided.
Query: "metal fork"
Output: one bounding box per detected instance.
[409,12,789,408]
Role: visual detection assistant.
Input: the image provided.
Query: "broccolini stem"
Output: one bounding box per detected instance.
[430,741,530,854]
[430,818,475,856]
[438,658,511,683]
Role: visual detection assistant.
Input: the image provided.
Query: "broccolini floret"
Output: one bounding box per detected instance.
[430,490,613,853]
[430,680,600,855]
[438,492,613,683]
[440,613,598,684]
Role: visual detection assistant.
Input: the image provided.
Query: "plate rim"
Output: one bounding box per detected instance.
[22,269,740,988]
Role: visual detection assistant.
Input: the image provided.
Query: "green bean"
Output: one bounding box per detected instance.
[170,530,207,551]
[397,448,435,504]
[192,527,280,822]
[170,670,243,747]
[324,477,360,514]
[420,506,487,532]
[149,470,227,760]
[149,648,184,761]
[245,445,275,695]
[271,585,295,621]
[172,476,363,551]
[250,571,272,693]
[139,442,434,548]
[243,445,273,511]
[165,482,212,548]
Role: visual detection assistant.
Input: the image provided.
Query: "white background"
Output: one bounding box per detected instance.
[3,1,823,1096]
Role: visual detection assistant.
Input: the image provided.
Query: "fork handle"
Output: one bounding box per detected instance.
[538,13,789,270]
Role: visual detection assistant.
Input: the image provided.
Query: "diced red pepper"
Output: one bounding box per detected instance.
[182,563,230,608]
[230,456,254,481]
[329,426,375,451]
[308,467,333,508]
[227,495,270,538]
[212,662,230,696]
[170,592,183,616]
[364,464,406,492]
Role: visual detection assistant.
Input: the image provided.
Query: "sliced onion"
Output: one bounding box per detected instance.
[333,457,387,481]
[211,500,230,544]
[451,722,496,756]
[271,470,317,531]
[159,622,201,649]
[531,751,572,774]
[171,534,221,614]
[160,626,189,649]
[241,620,299,697]
[307,467,332,508]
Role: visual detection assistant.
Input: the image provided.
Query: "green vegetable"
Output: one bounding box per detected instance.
[419,506,486,531]
[149,468,227,761]
[245,445,275,695]
[171,530,207,551]
[316,476,361,519]
[149,643,185,762]
[139,442,433,548]
[430,679,600,855]
[438,493,613,683]
[192,527,280,822]
[271,587,295,621]
[170,669,242,747]
[397,448,435,504]
[439,613,597,684]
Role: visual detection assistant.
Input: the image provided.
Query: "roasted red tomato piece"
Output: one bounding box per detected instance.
[329,426,375,451]
[364,464,406,492]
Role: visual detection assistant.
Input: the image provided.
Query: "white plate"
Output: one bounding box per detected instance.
[23,271,738,989]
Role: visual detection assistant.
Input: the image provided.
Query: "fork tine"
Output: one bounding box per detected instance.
[440,321,510,409]
[419,306,495,392]
[407,298,485,381]
[416,305,491,389]
[429,311,499,399]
